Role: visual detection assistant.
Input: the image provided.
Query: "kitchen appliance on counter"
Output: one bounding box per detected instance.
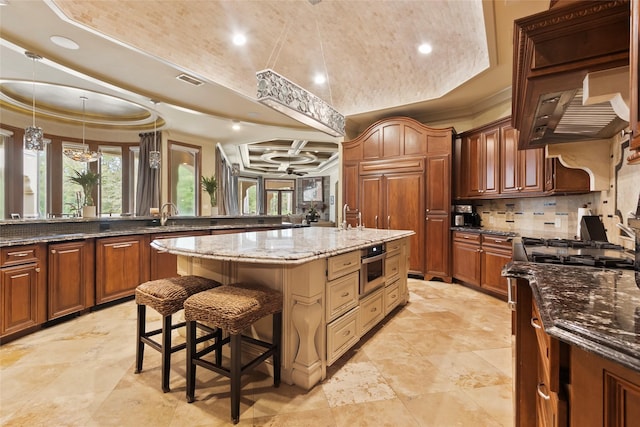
[452,205,481,227]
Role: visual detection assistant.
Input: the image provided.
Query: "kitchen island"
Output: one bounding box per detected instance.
[504,261,640,426]
[151,227,414,390]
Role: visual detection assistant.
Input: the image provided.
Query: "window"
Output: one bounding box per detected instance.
[62,142,88,216]
[265,179,294,215]
[22,145,47,218]
[129,146,139,216]
[239,177,258,215]
[0,132,7,219]
[98,145,122,215]
[169,142,200,216]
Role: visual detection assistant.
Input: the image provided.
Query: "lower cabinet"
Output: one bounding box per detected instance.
[358,287,385,336]
[96,235,149,305]
[48,240,95,319]
[425,214,451,281]
[0,244,46,338]
[452,231,512,298]
[149,230,209,280]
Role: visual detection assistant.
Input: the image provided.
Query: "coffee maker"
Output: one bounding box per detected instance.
[453,205,482,227]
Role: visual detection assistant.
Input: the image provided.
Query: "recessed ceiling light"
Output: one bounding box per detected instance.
[0,0,9,6]
[418,43,432,55]
[50,35,79,50]
[232,120,241,131]
[314,74,326,85]
[233,33,247,46]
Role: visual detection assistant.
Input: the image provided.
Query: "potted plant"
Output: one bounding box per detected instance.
[201,175,217,207]
[68,169,100,217]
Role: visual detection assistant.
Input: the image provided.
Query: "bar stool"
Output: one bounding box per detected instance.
[134,275,222,392]
[184,283,283,424]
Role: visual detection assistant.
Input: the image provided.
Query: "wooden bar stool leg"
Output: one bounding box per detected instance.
[161,314,172,393]
[186,320,196,403]
[135,304,145,374]
[273,312,282,387]
[230,334,242,424]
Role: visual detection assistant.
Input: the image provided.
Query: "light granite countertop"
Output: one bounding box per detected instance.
[151,227,415,265]
[504,261,640,373]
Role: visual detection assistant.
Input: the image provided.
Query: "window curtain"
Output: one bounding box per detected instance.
[135,131,160,216]
[216,145,238,215]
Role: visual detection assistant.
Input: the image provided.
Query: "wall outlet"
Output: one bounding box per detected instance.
[489,216,495,225]
[555,218,562,228]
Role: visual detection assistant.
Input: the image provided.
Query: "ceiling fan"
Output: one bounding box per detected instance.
[283,167,307,177]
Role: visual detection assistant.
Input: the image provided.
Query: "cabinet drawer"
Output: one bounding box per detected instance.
[327,250,360,281]
[384,279,400,315]
[1,245,39,267]
[532,300,561,393]
[385,254,400,284]
[326,271,359,322]
[481,234,513,249]
[359,287,384,336]
[536,356,567,427]
[385,239,402,256]
[453,231,481,244]
[326,307,360,365]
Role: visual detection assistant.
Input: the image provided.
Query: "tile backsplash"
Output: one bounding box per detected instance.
[472,193,601,239]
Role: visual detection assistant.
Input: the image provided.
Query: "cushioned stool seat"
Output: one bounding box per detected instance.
[135,275,221,392]
[184,283,283,424]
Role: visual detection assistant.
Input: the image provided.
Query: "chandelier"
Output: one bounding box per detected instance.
[63,96,102,162]
[23,51,47,151]
[256,69,344,137]
[149,102,160,169]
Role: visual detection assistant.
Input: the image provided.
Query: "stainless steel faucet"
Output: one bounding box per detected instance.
[160,202,179,226]
[342,203,349,230]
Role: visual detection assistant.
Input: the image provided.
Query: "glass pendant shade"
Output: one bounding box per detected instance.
[256,69,345,137]
[24,51,47,151]
[149,150,161,169]
[64,96,102,163]
[24,125,44,150]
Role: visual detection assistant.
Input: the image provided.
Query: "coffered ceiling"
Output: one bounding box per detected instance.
[0,0,547,176]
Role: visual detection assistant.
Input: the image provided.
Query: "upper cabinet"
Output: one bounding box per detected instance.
[629,0,640,163]
[512,1,630,149]
[455,117,590,200]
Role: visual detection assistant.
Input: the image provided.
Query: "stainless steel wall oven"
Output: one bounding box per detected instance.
[360,243,386,296]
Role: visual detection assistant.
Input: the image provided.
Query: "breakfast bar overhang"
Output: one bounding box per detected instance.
[150,227,414,390]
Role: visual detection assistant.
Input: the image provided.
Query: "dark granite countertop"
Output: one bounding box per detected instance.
[504,261,640,373]
[450,226,517,237]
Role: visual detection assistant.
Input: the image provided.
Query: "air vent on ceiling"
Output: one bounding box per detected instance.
[176,73,204,87]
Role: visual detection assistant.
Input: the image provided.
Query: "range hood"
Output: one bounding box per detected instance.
[512,0,630,150]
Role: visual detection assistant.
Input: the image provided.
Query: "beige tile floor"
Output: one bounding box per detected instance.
[0,279,513,426]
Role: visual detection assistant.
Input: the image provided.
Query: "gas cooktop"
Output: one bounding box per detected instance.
[518,237,635,270]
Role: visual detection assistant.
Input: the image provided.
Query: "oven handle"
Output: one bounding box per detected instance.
[361,252,386,264]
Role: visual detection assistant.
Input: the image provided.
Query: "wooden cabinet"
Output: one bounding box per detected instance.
[479,234,513,298]
[149,230,209,280]
[500,124,544,195]
[452,231,512,298]
[630,0,640,162]
[452,232,481,287]
[96,235,149,305]
[1,244,46,339]
[342,117,453,278]
[358,287,384,336]
[544,158,590,194]
[48,240,95,320]
[462,125,500,198]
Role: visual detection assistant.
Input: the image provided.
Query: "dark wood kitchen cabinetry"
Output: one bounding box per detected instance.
[342,117,453,279]
[95,235,149,305]
[460,123,500,198]
[0,244,46,339]
[47,239,95,320]
[149,230,209,280]
[544,158,590,194]
[500,124,544,196]
[452,231,512,299]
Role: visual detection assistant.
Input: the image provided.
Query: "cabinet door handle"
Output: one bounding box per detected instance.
[537,383,551,400]
[343,261,352,266]
[371,307,377,313]
[112,243,133,249]
[342,329,351,337]
[530,317,542,329]
[387,216,391,229]
[35,267,41,273]
[51,249,57,254]
[10,252,29,257]
[341,291,350,298]
[156,249,168,254]
[375,215,378,229]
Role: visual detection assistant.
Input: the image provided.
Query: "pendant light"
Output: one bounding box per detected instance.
[63,96,102,162]
[23,51,47,151]
[149,101,160,169]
